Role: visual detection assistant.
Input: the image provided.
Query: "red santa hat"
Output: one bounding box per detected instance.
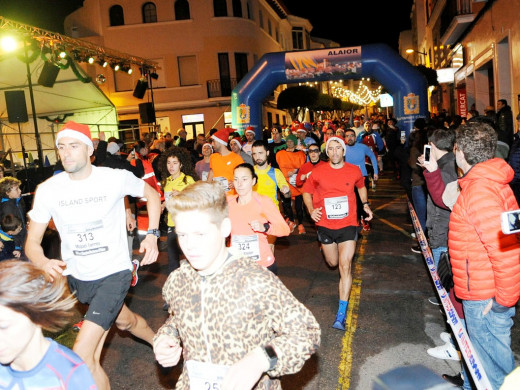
[56,121,93,149]
[229,137,242,149]
[211,127,235,146]
[245,126,255,135]
[296,123,307,133]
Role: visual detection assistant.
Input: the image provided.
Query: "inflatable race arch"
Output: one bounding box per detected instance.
[231,43,428,140]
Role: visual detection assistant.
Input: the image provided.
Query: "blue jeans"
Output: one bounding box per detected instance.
[411,185,427,234]
[461,298,515,390]
[431,246,447,269]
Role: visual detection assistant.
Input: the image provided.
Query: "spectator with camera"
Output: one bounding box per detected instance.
[448,121,520,390]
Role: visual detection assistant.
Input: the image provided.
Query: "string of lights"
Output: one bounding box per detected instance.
[0,16,157,74]
[331,80,383,106]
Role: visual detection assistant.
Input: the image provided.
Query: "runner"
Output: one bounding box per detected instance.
[228,163,290,274]
[25,121,161,390]
[276,134,307,234]
[0,260,97,389]
[153,181,320,389]
[159,146,197,273]
[195,142,212,182]
[207,127,244,194]
[302,136,373,331]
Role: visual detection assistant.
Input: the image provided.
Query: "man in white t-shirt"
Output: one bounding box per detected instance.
[25,121,161,390]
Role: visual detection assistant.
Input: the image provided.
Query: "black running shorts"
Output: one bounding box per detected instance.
[68,270,132,331]
[317,225,358,244]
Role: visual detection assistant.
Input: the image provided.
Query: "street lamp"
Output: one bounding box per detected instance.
[405,48,427,56]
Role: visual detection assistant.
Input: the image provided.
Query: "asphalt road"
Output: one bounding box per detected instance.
[98,173,520,389]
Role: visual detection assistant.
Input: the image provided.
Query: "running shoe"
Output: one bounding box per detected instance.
[72,319,84,331]
[440,332,452,344]
[332,313,346,331]
[442,373,463,387]
[131,259,140,287]
[427,342,460,361]
[411,245,421,253]
[286,219,296,233]
[298,224,306,235]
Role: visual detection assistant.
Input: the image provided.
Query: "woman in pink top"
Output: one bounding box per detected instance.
[228,163,290,274]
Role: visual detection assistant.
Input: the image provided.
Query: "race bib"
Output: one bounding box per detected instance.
[186,360,230,390]
[213,176,229,192]
[231,234,260,261]
[201,171,209,181]
[289,173,297,186]
[63,220,108,256]
[324,196,349,219]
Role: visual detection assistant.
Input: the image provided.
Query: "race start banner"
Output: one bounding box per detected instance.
[408,200,493,390]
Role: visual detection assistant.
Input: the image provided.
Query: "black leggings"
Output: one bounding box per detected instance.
[282,195,304,224]
[167,227,182,273]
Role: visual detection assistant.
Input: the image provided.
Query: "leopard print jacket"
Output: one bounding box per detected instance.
[154,254,321,389]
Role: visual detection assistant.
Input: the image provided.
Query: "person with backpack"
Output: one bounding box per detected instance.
[251,140,291,255]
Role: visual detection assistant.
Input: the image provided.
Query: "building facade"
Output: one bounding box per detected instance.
[401,0,519,121]
[64,0,328,140]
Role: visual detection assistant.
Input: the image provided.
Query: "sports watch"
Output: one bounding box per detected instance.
[147,229,161,238]
[262,345,278,371]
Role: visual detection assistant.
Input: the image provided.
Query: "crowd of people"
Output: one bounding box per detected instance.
[1,98,520,389]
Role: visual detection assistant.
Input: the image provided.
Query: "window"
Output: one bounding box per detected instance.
[267,19,272,36]
[234,53,248,82]
[214,0,227,17]
[292,27,304,49]
[142,2,157,23]
[259,9,263,28]
[218,53,231,96]
[178,56,198,86]
[247,1,252,19]
[275,28,279,42]
[109,5,124,26]
[232,0,242,17]
[174,0,190,20]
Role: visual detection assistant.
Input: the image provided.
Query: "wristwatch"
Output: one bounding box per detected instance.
[146,229,160,238]
[262,345,278,371]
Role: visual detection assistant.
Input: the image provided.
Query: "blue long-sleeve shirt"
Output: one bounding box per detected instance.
[356,131,385,152]
[345,143,379,177]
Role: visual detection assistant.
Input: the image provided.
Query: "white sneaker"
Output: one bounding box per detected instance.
[427,342,460,361]
[410,232,416,238]
[440,332,452,344]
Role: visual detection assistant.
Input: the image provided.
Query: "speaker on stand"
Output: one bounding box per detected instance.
[139,102,156,124]
[4,90,32,192]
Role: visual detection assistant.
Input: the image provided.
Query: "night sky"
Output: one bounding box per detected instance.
[0,0,413,50]
[283,0,414,50]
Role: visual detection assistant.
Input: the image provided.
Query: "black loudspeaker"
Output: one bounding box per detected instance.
[4,90,28,123]
[139,102,155,123]
[38,62,60,88]
[133,79,148,99]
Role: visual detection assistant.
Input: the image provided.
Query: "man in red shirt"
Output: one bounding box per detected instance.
[302,136,373,331]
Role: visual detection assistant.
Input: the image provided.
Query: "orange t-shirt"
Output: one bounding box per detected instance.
[209,152,244,194]
[276,149,306,197]
[227,192,290,267]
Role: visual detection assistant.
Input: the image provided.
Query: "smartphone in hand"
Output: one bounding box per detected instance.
[501,209,520,234]
[423,145,431,162]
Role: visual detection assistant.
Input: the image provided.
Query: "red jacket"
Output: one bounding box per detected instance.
[448,158,520,307]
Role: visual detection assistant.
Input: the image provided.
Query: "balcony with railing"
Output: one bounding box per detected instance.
[440,0,475,46]
[206,78,238,98]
